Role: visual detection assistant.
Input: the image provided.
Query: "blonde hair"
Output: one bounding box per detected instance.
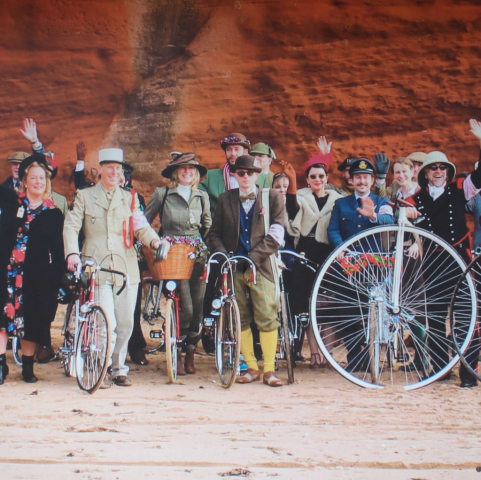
[170,167,201,189]
[392,157,414,172]
[17,161,52,199]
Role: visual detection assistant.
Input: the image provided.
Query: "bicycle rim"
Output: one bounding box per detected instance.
[450,254,480,381]
[310,225,476,390]
[216,298,241,388]
[12,336,22,366]
[280,292,295,384]
[76,305,111,394]
[62,301,76,377]
[164,299,178,383]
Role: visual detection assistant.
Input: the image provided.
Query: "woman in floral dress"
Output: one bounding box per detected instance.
[144,153,211,376]
[0,155,65,384]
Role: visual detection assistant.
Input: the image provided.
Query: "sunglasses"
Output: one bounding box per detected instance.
[427,164,448,171]
[309,174,326,180]
[235,170,255,177]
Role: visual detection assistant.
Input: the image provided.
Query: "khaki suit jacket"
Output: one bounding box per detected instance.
[63,182,159,286]
[207,188,284,282]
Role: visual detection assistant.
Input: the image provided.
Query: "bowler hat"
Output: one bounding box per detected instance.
[18,154,52,181]
[230,155,261,173]
[99,148,124,165]
[7,152,29,164]
[220,133,251,151]
[418,151,456,188]
[161,152,207,179]
[349,158,376,176]
[250,142,276,159]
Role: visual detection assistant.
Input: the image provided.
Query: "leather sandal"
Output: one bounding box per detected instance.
[263,371,283,387]
[235,368,260,384]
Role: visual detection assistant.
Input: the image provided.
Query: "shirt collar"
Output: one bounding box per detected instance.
[239,185,258,197]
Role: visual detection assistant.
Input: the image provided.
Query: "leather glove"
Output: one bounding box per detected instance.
[374,153,390,179]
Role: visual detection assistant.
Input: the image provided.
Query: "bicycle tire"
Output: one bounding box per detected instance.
[164,298,178,383]
[216,297,241,388]
[450,253,481,381]
[310,225,476,390]
[12,336,22,366]
[141,279,165,354]
[280,292,295,384]
[62,300,77,377]
[75,305,111,394]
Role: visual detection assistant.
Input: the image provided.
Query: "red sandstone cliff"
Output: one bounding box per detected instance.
[1,0,481,198]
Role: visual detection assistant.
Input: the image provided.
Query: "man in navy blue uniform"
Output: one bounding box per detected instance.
[328,158,394,249]
[327,158,394,372]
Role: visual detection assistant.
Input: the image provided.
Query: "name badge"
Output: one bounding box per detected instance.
[17,206,25,218]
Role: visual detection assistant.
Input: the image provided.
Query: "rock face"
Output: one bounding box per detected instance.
[1,0,481,198]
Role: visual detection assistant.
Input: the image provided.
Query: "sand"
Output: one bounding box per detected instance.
[1,306,481,479]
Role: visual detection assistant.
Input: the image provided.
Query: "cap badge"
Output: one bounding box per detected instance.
[359,161,367,170]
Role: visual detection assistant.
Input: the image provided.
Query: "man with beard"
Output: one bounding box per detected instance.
[408,149,479,388]
[199,133,270,216]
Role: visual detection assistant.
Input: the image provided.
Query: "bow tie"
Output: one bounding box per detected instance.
[239,193,256,201]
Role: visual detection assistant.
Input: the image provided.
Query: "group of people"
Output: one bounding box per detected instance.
[1,118,481,389]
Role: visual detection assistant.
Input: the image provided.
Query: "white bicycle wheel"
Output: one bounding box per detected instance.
[164,299,178,383]
[310,225,476,390]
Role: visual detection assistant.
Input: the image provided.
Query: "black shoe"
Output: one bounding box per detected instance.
[36,345,56,364]
[346,361,369,373]
[0,354,8,385]
[460,378,477,388]
[113,375,132,387]
[130,349,149,366]
[399,362,425,373]
[22,355,38,383]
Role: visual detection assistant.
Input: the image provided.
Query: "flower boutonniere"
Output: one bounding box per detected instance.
[260,206,266,216]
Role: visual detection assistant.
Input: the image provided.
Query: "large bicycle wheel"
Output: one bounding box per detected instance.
[164,298,178,383]
[450,253,481,381]
[62,300,77,377]
[76,305,111,394]
[216,297,241,388]
[310,225,476,390]
[280,292,295,384]
[141,279,165,354]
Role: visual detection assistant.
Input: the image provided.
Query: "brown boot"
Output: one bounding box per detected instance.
[185,348,196,375]
[177,351,186,376]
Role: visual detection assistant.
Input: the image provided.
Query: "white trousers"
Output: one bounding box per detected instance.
[98,283,138,377]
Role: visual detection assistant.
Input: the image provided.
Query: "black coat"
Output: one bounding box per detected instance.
[11,207,65,344]
[0,187,22,310]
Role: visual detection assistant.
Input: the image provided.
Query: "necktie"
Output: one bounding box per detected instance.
[106,191,113,203]
[239,193,256,201]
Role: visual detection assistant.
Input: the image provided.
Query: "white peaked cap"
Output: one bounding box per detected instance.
[99,148,124,164]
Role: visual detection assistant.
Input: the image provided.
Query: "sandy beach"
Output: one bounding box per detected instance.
[1,306,480,480]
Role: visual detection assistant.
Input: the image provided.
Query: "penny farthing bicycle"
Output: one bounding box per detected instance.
[310,203,477,390]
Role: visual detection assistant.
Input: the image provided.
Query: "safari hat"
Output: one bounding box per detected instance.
[99,148,124,165]
[161,152,207,179]
[418,151,456,188]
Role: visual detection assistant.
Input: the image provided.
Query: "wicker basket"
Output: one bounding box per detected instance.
[142,243,196,281]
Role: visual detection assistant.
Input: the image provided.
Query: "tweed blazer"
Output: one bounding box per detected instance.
[290,188,343,247]
[144,186,211,239]
[63,182,159,286]
[207,188,284,282]
[199,168,270,216]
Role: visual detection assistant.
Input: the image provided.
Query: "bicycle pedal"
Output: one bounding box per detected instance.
[150,330,163,339]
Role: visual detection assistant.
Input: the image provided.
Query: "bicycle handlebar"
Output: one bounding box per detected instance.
[80,257,128,296]
[278,250,318,272]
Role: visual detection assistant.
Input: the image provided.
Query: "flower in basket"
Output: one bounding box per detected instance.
[162,235,208,259]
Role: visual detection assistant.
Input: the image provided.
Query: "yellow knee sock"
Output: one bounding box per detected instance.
[259,329,278,373]
[240,328,258,370]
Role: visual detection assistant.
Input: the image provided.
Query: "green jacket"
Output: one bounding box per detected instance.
[199,168,270,216]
